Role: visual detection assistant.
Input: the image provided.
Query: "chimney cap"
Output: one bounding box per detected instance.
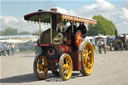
[50,8,57,12]
[38,9,43,12]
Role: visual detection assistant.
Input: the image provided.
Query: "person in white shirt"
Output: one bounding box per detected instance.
[6,43,10,56]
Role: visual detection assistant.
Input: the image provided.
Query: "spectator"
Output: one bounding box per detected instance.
[10,44,15,55]
[98,40,102,54]
[110,42,112,51]
[103,40,106,54]
[6,43,10,56]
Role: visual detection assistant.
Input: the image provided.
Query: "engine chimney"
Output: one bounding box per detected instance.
[38,9,43,12]
[51,8,57,12]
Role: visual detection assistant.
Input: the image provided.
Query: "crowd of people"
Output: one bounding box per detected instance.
[6,43,15,56]
[0,42,15,56]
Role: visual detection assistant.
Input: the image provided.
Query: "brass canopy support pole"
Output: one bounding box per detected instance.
[38,17,41,44]
[72,22,74,35]
[50,16,52,44]
[85,23,89,30]
[60,19,63,32]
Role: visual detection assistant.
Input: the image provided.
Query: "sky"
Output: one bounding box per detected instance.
[0,0,128,34]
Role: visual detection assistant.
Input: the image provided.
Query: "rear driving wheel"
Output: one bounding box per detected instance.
[59,53,73,80]
[80,42,94,75]
[33,55,48,80]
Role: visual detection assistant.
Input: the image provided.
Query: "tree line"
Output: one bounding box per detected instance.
[0,27,32,36]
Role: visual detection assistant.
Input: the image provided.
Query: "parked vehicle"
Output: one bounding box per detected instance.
[24,8,96,80]
[113,34,128,50]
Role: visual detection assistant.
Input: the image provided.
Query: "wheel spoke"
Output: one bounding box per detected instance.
[66,59,69,64]
[89,64,92,68]
[65,70,68,76]
[38,64,43,71]
[88,51,92,55]
[62,64,68,70]
[66,58,68,64]
[83,52,86,57]
[62,65,65,70]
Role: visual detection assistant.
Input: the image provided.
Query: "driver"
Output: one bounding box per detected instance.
[53,21,64,45]
[56,22,61,32]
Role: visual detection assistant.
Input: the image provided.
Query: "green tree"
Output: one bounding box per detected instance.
[19,31,31,35]
[3,27,18,35]
[0,31,4,36]
[88,15,116,36]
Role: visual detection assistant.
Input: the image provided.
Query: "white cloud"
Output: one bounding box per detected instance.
[0,16,49,33]
[68,0,116,17]
[0,0,128,34]
[116,21,128,33]
[0,16,18,24]
[54,7,69,14]
[68,0,128,34]
[96,0,115,11]
[121,8,128,21]
[0,7,68,33]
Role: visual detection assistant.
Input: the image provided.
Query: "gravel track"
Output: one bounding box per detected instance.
[0,51,128,85]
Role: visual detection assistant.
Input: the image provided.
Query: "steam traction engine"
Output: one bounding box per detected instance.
[24,8,96,80]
